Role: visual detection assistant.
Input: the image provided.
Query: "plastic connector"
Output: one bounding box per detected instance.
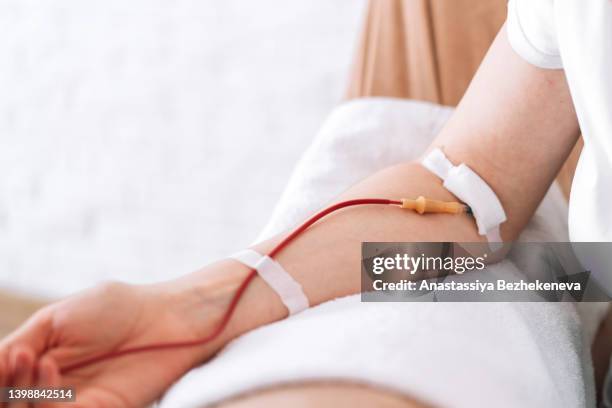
[400,196,471,215]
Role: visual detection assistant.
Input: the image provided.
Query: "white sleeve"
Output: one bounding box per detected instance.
[506,0,563,69]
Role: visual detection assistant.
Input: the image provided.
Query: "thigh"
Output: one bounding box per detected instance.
[214,381,432,408]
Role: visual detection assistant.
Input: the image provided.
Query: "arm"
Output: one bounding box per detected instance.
[432,26,579,239]
[0,26,580,407]
[240,24,580,322]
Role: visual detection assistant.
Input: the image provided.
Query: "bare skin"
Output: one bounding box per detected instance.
[214,381,434,408]
[1,26,600,408]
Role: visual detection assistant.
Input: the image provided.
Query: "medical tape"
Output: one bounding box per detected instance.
[230,249,309,315]
[421,148,507,243]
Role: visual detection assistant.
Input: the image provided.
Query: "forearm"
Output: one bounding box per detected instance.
[169,161,485,359]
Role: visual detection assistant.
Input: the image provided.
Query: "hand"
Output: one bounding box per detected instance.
[0,262,251,408]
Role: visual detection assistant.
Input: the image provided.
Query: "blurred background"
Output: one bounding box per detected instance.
[0,0,366,300]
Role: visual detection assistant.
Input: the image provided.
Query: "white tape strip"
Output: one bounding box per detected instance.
[422,148,507,244]
[230,249,309,315]
[230,249,262,268]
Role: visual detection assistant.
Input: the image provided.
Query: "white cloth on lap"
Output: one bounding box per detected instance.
[160,98,608,408]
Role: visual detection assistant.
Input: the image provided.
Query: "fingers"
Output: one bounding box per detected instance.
[36,357,60,389]
[3,352,62,408]
[0,307,64,408]
[8,347,35,408]
[0,310,53,407]
[37,357,61,408]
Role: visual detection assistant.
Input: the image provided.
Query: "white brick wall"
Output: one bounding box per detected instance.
[0,0,365,298]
